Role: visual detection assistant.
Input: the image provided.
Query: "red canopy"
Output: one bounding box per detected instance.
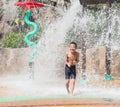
[14,1,44,9]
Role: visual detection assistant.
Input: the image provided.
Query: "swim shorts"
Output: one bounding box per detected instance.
[65,64,76,79]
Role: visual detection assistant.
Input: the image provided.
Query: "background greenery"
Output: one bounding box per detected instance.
[1,1,120,48]
[2,32,26,48]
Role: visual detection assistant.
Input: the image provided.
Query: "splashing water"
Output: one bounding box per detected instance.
[34,0,80,80]
[1,0,120,101]
[0,0,81,98]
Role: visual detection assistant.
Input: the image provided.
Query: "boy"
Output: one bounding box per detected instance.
[65,42,79,95]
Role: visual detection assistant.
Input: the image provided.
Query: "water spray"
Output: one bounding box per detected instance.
[103,30,113,80]
[103,1,113,80]
[79,0,114,81]
[80,32,88,85]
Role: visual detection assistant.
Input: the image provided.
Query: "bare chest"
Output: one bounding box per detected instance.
[67,54,77,61]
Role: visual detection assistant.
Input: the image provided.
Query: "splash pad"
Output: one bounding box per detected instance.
[1,0,120,106]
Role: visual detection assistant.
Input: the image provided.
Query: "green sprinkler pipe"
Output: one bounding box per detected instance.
[24,10,38,62]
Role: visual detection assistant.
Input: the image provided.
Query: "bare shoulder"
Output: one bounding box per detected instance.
[66,52,69,55]
[75,51,79,56]
[75,51,79,62]
[66,52,69,57]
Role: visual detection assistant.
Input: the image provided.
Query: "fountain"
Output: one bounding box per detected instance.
[14,0,45,79]
[79,0,116,80]
[0,0,120,106]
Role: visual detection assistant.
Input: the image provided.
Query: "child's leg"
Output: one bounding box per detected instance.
[65,79,70,94]
[70,79,75,95]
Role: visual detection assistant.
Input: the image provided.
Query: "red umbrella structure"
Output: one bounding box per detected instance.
[14,0,44,10]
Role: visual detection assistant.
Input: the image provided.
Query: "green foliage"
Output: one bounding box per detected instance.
[2,32,27,48]
[87,4,104,9]
[7,8,27,32]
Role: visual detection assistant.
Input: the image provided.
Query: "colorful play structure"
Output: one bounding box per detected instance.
[14,0,45,79]
[14,0,44,62]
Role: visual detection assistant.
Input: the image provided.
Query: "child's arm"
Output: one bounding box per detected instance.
[76,52,79,63]
[65,52,70,66]
[65,52,68,64]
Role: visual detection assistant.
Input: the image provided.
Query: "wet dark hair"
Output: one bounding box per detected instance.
[70,42,77,48]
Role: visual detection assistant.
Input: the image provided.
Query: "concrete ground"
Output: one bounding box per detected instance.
[0,98,120,107]
[0,76,120,107]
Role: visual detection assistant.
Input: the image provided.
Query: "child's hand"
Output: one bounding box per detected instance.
[67,63,71,67]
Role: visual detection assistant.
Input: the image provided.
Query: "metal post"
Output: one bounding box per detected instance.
[106,0,111,75]
[106,33,111,75]
[29,62,34,79]
[104,0,113,80]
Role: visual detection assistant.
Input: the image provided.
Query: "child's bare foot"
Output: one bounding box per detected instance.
[69,92,73,96]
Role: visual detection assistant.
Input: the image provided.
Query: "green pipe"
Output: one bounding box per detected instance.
[24,10,38,62]
[103,74,113,80]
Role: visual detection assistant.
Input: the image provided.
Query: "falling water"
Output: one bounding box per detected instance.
[0,0,120,101]
[34,0,80,81]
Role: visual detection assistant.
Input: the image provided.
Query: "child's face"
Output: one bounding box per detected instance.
[69,44,76,53]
